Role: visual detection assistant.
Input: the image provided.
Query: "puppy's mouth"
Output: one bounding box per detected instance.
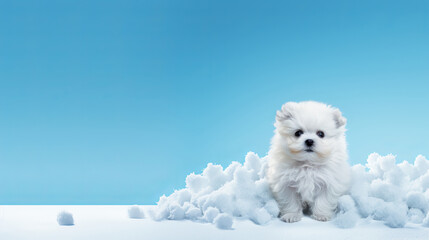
[304,149,314,153]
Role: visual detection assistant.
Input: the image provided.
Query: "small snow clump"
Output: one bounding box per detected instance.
[128,205,145,219]
[214,213,233,229]
[57,211,74,226]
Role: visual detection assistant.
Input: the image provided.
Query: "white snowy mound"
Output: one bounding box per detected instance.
[151,152,429,229]
[151,152,276,229]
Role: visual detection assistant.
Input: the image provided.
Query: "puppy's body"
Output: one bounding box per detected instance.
[267,101,351,222]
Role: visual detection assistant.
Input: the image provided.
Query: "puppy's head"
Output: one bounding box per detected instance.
[275,101,346,164]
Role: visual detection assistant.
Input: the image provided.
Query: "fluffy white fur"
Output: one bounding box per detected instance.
[267,101,351,223]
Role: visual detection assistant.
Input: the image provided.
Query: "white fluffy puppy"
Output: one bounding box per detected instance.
[267,101,351,222]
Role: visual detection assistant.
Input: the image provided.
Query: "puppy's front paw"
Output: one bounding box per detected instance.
[311,213,331,222]
[280,213,302,223]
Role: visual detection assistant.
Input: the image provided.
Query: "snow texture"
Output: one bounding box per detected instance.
[2,206,429,240]
[423,213,429,227]
[57,211,74,226]
[152,152,429,229]
[128,205,145,219]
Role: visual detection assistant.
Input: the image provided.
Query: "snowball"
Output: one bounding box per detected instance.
[338,195,356,212]
[128,205,145,219]
[57,211,74,226]
[214,213,233,229]
[204,207,220,223]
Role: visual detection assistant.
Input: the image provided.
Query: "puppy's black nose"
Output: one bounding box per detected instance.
[305,139,314,147]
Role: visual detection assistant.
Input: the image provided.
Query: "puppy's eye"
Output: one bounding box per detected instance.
[294,130,303,137]
[317,131,325,138]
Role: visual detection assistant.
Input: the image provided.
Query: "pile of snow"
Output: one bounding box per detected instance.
[151,152,429,229]
[347,153,429,228]
[57,211,74,226]
[128,205,145,219]
[151,152,277,229]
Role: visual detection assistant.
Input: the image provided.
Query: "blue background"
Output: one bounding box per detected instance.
[1,0,428,204]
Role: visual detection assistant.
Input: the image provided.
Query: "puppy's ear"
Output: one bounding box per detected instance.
[332,108,347,128]
[276,102,297,122]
